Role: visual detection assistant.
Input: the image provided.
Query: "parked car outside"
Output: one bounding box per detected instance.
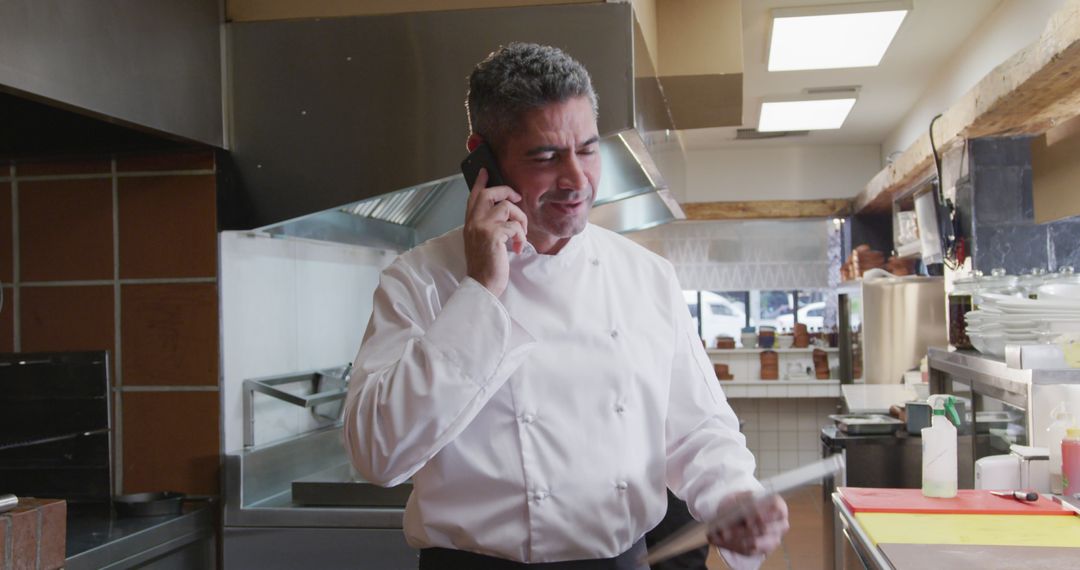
[775,301,825,330]
[684,291,748,346]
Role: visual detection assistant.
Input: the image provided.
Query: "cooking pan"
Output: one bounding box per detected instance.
[113,491,186,517]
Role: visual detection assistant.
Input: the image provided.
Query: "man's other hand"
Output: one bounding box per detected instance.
[464,168,528,297]
[707,493,789,557]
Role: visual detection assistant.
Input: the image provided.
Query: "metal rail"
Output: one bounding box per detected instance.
[242,364,351,447]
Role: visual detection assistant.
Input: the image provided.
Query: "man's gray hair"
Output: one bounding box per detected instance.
[466,42,598,147]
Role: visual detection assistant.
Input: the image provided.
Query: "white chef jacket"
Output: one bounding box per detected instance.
[343,223,761,565]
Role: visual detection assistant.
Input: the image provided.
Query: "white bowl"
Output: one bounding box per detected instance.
[1038,283,1080,302]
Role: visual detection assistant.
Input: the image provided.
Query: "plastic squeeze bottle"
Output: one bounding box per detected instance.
[922,394,960,498]
[1048,403,1073,494]
[1063,427,1080,497]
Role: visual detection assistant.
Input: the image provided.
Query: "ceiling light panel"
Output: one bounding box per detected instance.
[768,2,910,71]
[758,98,857,131]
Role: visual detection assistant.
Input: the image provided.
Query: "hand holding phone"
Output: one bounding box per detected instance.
[461,142,507,190]
[461,142,527,297]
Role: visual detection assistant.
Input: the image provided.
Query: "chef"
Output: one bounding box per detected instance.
[343,42,788,569]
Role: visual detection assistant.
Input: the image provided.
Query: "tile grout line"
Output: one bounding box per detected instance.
[112,156,124,495]
[13,169,215,182]
[3,516,11,568]
[34,508,42,569]
[115,386,220,392]
[20,277,218,287]
[11,162,19,352]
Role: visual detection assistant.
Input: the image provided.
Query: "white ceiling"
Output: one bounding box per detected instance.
[678,0,1001,150]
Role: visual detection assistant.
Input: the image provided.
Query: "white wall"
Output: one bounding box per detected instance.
[882,0,1068,160]
[682,144,882,201]
[219,232,395,452]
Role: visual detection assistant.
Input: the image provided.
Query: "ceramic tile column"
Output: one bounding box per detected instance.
[2,151,221,496]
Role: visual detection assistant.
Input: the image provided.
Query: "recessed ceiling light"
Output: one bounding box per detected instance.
[768,1,910,71]
[758,98,857,132]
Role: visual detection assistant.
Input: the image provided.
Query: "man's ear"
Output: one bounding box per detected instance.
[466,133,483,152]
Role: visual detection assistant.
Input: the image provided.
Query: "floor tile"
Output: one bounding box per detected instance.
[702,485,826,570]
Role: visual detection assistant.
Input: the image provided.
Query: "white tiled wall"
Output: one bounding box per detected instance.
[728,398,842,479]
[220,232,396,452]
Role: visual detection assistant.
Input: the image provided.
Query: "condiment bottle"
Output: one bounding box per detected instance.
[1048,403,1073,494]
[949,274,979,349]
[1063,426,1080,497]
[922,395,960,498]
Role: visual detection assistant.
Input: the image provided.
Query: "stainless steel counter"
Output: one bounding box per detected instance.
[928,347,1080,408]
[223,426,417,568]
[831,491,1080,569]
[66,502,215,570]
[831,492,892,570]
[929,347,1080,472]
[224,426,407,528]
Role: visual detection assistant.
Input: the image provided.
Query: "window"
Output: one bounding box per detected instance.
[700,291,749,345]
[685,289,836,344]
[796,290,828,331]
[754,290,795,331]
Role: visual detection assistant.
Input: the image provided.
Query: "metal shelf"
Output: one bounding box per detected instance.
[927,348,1080,410]
[242,364,352,448]
[707,347,839,354]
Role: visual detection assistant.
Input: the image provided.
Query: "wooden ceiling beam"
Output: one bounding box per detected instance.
[854,0,1080,215]
[683,199,852,221]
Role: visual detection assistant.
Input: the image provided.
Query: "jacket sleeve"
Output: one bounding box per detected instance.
[342,260,535,487]
[661,268,765,569]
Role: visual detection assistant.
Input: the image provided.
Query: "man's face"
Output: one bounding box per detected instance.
[495,96,601,251]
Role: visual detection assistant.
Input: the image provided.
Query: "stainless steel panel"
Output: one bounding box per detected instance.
[265,209,417,251]
[928,348,1032,410]
[589,188,684,234]
[594,134,657,206]
[831,493,892,570]
[229,3,634,228]
[224,527,416,570]
[225,427,409,529]
[66,506,215,570]
[860,276,947,384]
[0,0,222,146]
[291,464,412,507]
[234,428,348,507]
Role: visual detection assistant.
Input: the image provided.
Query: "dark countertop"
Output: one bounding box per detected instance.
[66,500,215,570]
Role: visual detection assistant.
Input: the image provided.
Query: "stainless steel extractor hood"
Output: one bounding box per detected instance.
[227,2,685,250]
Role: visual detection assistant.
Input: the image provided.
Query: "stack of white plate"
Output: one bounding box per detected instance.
[966,288,1080,357]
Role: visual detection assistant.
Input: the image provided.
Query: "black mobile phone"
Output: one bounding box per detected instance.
[460,142,506,190]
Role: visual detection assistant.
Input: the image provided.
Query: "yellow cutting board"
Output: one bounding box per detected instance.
[855,513,1080,548]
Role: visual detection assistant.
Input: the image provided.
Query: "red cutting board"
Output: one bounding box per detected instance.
[839,487,1075,516]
